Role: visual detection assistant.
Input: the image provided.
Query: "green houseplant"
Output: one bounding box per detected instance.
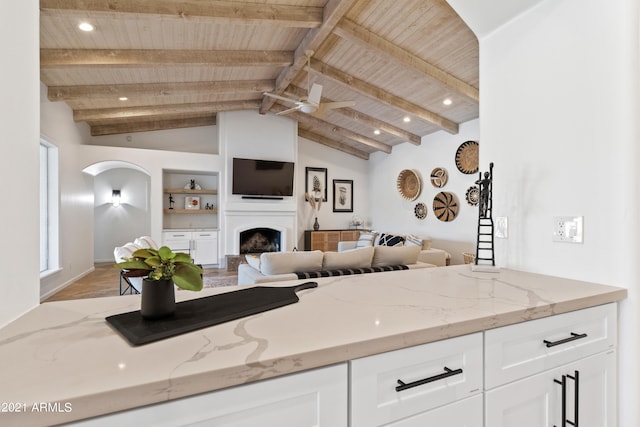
[116,246,203,319]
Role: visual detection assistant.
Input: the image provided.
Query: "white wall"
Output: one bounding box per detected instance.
[368,120,479,264]
[94,168,151,262]
[449,0,640,424]
[297,136,370,248]
[0,1,40,327]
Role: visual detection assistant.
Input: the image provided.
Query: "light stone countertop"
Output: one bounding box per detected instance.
[0,265,627,426]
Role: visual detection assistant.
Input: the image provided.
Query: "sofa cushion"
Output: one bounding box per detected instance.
[355,231,377,248]
[323,246,374,270]
[372,245,421,267]
[377,233,405,247]
[260,250,324,275]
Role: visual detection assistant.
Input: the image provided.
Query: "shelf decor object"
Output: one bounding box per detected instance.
[430,167,448,188]
[185,196,200,210]
[455,141,479,174]
[414,202,428,220]
[466,186,479,206]
[396,169,421,201]
[432,191,459,222]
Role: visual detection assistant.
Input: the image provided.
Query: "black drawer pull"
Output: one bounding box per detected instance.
[396,366,463,392]
[544,332,587,348]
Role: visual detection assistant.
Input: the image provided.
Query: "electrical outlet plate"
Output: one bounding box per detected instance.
[495,216,508,238]
[553,216,583,243]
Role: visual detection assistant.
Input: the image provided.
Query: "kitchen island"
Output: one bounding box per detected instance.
[0,265,627,426]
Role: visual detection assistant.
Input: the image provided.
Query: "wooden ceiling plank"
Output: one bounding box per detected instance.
[75,100,261,122]
[90,116,216,136]
[272,104,391,154]
[286,85,421,144]
[48,80,276,101]
[40,0,323,28]
[310,58,459,134]
[260,0,361,113]
[41,49,293,67]
[334,19,479,102]
[298,128,370,160]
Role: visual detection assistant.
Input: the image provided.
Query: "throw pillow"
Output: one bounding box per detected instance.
[245,255,261,270]
[355,231,377,248]
[260,250,324,275]
[372,245,421,267]
[404,234,424,248]
[377,233,405,247]
[323,246,374,270]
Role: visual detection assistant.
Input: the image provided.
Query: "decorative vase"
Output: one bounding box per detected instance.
[313,217,320,231]
[141,278,176,319]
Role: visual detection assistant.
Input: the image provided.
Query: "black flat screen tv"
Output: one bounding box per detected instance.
[232,157,295,197]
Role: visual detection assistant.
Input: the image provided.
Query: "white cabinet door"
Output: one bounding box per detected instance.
[162,231,192,253]
[386,395,483,427]
[192,231,218,265]
[66,363,348,427]
[485,350,616,427]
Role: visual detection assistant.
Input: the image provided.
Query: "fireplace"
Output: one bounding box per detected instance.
[239,228,282,254]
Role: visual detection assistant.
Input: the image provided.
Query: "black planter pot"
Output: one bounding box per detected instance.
[141,278,176,319]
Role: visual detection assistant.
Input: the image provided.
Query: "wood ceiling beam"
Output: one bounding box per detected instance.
[298,128,370,160]
[75,100,261,122]
[286,85,421,145]
[40,0,323,28]
[260,0,360,114]
[334,19,479,102]
[48,80,276,101]
[41,49,293,68]
[90,116,216,136]
[271,104,392,154]
[310,59,459,134]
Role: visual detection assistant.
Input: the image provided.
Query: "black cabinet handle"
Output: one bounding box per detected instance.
[544,332,588,348]
[396,366,463,392]
[567,370,580,426]
[554,375,567,427]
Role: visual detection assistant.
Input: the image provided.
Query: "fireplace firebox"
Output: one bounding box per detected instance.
[239,228,282,254]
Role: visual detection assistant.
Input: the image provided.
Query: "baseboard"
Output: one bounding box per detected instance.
[40,266,96,302]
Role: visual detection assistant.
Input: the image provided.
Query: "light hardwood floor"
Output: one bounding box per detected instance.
[44,263,238,302]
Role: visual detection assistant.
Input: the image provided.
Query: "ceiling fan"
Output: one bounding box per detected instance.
[263,51,355,118]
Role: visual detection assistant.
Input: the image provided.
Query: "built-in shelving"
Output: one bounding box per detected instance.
[162,171,219,230]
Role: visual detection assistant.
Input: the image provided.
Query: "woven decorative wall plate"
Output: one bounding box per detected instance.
[396,169,421,201]
[455,141,479,174]
[466,186,479,206]
[433,191,459,222]
[430,167,448,188]
[414,202,427,220]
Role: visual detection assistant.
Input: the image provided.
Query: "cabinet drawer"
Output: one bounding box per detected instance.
[386,394,483,427]
[485,303,616,389]
[193,231,217,240]
[163,231,192,240]
[350,333,483,427]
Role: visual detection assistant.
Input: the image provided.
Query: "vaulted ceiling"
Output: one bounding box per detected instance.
[40,0,479,160]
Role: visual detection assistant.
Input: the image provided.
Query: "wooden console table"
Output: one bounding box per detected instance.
[304,229,366,252]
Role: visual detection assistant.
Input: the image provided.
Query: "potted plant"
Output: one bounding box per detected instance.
[115,246,203,319]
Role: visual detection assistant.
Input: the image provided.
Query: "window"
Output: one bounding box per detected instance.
[40,137,59,275]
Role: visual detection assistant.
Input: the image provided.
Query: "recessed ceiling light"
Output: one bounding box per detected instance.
[443,98,452,106]
[119,97,128,101]
[403,116,411,123]
[373,129,381,135]
[78,22,94,32]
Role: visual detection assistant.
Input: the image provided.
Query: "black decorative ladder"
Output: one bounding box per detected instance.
[475,163,495,266]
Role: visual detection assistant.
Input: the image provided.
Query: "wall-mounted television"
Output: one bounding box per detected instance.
[232,157,295,198]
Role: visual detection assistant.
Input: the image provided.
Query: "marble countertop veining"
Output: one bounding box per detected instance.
[0,265,626,426]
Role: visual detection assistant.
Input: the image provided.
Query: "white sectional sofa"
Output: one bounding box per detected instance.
[238,245,435,285]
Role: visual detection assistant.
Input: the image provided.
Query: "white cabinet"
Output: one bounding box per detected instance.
[163,230,218,265]
[350,333,483,427]
[67,363,348,426]
[386,395,483,427]
[485,350,616,427]
[485,303,618,427]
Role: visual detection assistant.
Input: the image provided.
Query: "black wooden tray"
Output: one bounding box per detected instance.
[105,282,318,346]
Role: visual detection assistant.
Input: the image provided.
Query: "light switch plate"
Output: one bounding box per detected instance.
[495,216,508,238]
[553,216,583,243]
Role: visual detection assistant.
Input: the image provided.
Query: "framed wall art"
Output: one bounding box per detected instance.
[305,167,327,202]
[333,179,353,212]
